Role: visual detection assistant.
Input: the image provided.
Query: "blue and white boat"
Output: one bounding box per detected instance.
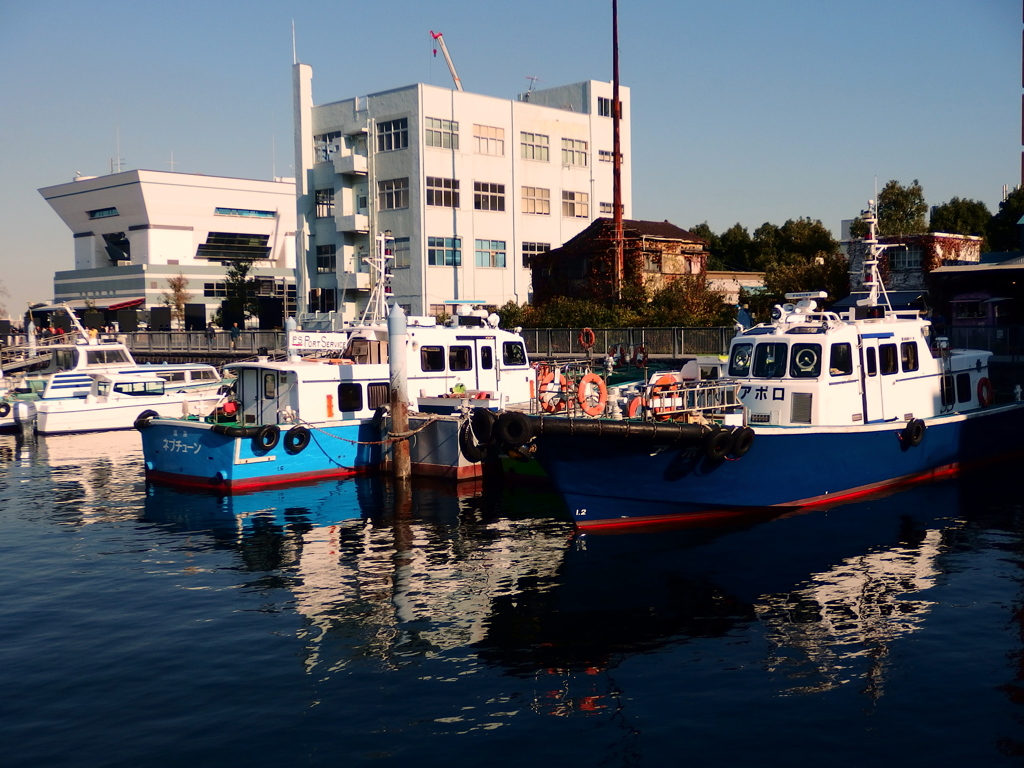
[1,304,222,429]
[137,312,536,491]
[504,203,1024,531]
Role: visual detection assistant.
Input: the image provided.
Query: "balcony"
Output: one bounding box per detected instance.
[336,212,369,233]
[334,152,368,175]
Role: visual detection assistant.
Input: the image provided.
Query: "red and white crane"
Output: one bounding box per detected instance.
[430,31,463,92]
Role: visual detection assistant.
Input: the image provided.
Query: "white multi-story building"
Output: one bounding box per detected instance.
[293,64,632,321]
[39,170,297,324]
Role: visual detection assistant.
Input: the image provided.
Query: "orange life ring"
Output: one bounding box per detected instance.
[649,374,679,420]
[576,372,607,417]
[632,344,648,367]
[626,396,647,419]
[977,377,994,407]
[538,370,569,413]
[578,327,596,350]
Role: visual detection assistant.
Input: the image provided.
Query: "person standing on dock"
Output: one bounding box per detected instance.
[229,322,240,350]
[205,322,217,348]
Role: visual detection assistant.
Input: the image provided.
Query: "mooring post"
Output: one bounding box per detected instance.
[388,304,411,480]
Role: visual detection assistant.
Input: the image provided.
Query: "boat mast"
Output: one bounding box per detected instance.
[360,231,394,325]
[856,201,893,313]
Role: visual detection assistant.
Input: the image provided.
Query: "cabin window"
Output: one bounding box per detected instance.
[112,380,164,396]
[956,373,972,404]
[790,343,822,378]
[449,345,472,371]
[901,342,919,372]
[338,383,363,411]
[85,349,132,365]
[157,371,186,382]
[367,383,389,409]
[480,346,494,370]
[879,344,898,375]
[829,343,853,375]
[865,348,877,376]
[420,346,446,372]
[752,343,788,379]
[503,342,527,366]
[263,373,277,399]
[729,343,753,377]
[193,369,218,381]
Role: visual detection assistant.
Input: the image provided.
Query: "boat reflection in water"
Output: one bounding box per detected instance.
[142,460,986,716]
[142,475,575,675]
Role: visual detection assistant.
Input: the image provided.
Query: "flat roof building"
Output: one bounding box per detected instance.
[39,170,297,324]
[293,64,632,322]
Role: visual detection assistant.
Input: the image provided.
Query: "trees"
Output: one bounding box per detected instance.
[988,186,1024,253]
[850,179,928,237]
[223,259,260,320]
[929,197,990,250]
[160,274,192,327]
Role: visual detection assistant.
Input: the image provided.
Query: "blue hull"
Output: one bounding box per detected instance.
[139,419,383,491]
[532,404,1024,531]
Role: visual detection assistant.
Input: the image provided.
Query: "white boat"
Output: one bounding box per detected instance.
[35,371,225,435]
[2,304,223,427]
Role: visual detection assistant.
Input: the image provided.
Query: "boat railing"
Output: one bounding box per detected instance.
[640,378,745,423]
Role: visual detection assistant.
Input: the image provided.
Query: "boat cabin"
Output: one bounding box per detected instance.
[725,296,991,427]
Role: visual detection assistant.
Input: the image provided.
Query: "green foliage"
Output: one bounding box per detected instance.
[223,260,260,319]
[988,186,1024,253]
[719,223,755,271]
[643,276,733,326]
[689,222,725,269]
[929,197,990,251]
[850,179,928,237]
[495,300,528,329]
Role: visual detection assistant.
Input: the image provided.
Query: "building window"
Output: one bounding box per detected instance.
[426,177,460,208]
[522,241,550,268]
[378,178,409,210]
[562,190,589,218]
[892,247,922,271]
[308,288,336,313]
[522,186,550,215]
[377,118,408,152]
[425,117,459,149]
[316,244,336,274]
[474,182,505,212]
[196,232,271,261]
[314,131,342,162]
[561,138,588,167]
[315,189,335,218]
[520,132,549,161]
[475,239,506,268]
[392,237,410,268]
[597,97,622,118]
[428,236,461,266]
[600,202,614,215]
[215,207,275,218]
[88,207,119,219]
[474,124,504,155]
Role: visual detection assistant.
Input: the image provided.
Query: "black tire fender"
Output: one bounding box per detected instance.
[134,409,160,429]
[458,420,485,463]
[471,407,497,444]
[704,427,733,462]
[494,411,532,448]
[253,424,280,451]
[903,418,926,447]
[730,426,755,458]
[284,425,311,454]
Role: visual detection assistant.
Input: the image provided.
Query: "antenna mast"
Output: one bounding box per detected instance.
[612,0,624,301]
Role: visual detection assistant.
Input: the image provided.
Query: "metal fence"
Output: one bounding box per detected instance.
[518,326,738,358]
[127,330,285,356]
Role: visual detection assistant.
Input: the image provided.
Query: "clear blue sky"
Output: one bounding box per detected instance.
[0,0,1018,316]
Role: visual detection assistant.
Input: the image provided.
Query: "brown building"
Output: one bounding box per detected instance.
[530,218,708,304]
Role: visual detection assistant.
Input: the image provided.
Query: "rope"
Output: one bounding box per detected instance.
[291,413,443,446]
